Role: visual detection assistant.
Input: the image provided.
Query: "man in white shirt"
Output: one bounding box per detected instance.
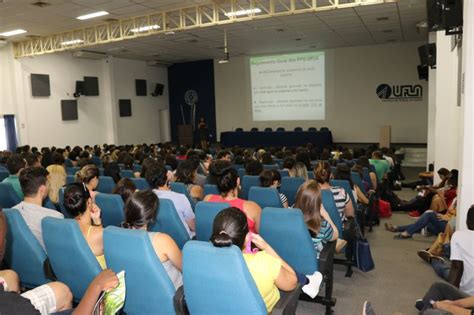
[145,163,195,238]
[13,167,64,250]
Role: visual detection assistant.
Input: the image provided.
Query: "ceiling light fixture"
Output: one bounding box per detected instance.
[0,29,27,37]
[225,8,262,17]
[218,29,230,64]
[131,25,160,33]
[61,39,84,46]
[77,11,109,20]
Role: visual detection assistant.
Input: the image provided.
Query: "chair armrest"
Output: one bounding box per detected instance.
[272,283,303,315]
[173,285,189,315]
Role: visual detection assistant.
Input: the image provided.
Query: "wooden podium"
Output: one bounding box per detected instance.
[178,125,193,146]
[379,125,391,148]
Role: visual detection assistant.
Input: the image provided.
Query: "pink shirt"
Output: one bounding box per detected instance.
[208,195,256,233]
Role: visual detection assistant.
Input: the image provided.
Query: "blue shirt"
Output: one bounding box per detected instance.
[310,220,334,258]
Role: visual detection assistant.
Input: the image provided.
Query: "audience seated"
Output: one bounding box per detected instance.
[13,167,63,250]
[122,190,183,289]
[210,207,297,313]
[145,163,195,237]
[75,164,100,195]
[204,161,261,233]
[3,154,26,199]
[290,161,308,180]
[63,183,105,269]
[245,159,263,176]
[216,150,232,162]
[259,169,288,208]
[357,156,377,190]
[45,164,66,205]
[369,150,390,183]
[112,178,137,203]
[174,159,204,202]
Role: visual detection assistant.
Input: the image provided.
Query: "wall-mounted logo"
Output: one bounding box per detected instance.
[376,83,423,102]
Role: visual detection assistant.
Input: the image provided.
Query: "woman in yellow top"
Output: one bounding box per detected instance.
[63,183,106,269]
[210,207,297,313]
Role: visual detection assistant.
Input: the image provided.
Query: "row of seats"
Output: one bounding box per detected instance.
[235,127,330,132]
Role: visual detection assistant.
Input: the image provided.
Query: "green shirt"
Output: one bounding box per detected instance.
[369,159,390,183]
[2,175,24,199]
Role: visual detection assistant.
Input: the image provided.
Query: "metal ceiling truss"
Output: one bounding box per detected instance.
[13,0,384,58]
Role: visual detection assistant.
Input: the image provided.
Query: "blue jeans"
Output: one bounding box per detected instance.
[396,211,447,236]
[431,260,450,281]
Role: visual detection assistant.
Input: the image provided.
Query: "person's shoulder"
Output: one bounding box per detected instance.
[42,207,64,218]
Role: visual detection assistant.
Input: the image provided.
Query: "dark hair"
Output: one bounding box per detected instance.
[282,157,296,170]
[104,162,121,184]
[214,162,239,195]
[259,169,281,187]
[145,163,168,189]
[63,183,91,217]
[295,151,311,170]
[245,160,263,176]
[448,169,459,188]
[7,154,26,175]
[372,151,383,159]
[122,190,158,229]
[438,168,450,177]
[112,178,136,203]
[467,205,474,230]
[19,167,49,197]
[313,161,331,184]
[357,156,370,168]
[175,160,196,185]
[25,154,39,167]
[334,164,354,188]
[51,152,65,166]
[261,153,274,165]
[210,207,248,248]
[217,150,231,160]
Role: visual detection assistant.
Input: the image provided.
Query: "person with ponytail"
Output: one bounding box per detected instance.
[122,190,183,290]
[75,164,100,194]
[63,183,105,269]
[204,161,261,233]
[210,207,297,312]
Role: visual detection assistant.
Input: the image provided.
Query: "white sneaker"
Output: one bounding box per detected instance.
[302,271,323,299]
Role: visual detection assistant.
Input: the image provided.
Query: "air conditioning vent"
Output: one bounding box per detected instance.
[72,50,108,59]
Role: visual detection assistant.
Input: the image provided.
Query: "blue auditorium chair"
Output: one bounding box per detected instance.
[235,128,243,132]
[170,182,195,208]
[264,127,272,132]
[0,170,9,182]
[130,177,149,190]
[95,193,125,227]
[120,169,134,179]
[96,176,115,194]
[240,175,260,200]
[308,171,315,179]
[237,168,246,179]
[91,156,102,168]
[362,167,373,190]
[278,169,289,178]
[330,179,357,210]
[43,198,56,210]
[276,127,285,132]
[263,164,279,170]
[66,175,76,184]
[98,168,104,176]
[321,189,344,237]
[133,164,142,173]
[148,199,190,249]
[57,187,73,218]
[182,241,301,315]
[203,184,219,196]
[232,164,244,171]
[280,177,305,206]
[42,217,102,300]
[64,159,74,168]
[320,127,330,132]
[66,167,80,176]
[104,227,178,315]
[195,201,229,241]
[4,209,49,288]
[351,172,367,195]
[248,187,282,209]
[308,127,317,132]
[0,183,22,208]
[250,127,259,132]
[294,127,303,132]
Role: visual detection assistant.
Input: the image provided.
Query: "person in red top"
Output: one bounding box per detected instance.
[204,161,261,233]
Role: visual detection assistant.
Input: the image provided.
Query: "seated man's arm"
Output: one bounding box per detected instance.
[448,260,464,288]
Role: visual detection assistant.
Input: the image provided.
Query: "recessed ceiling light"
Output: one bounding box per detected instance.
[376,17,389,21]
[276,28,285,32]
[382,29,394,33]
[77,11,109,20]
[61,39,84,46]
[165,31,175,35]
[295,38,302,41]
[0,29,27,37]
[225,8,262,17]
[131,25,160,33]
[31,1,51,8]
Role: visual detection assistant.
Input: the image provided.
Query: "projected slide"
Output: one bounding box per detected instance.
[250,51,325,121]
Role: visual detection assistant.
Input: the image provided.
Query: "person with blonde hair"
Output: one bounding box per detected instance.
[46,164,66,204]
[290,161,309,181]
[75,165,100,194]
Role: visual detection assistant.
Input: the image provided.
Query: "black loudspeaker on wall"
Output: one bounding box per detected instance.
[417,65,429,81]
[74,81,84,98]
[151,83,164,97]
[418,43,436,68]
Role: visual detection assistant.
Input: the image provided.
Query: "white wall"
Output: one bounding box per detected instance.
[214,41,428,143]
[0,49,170,147]
[112,58,169,145]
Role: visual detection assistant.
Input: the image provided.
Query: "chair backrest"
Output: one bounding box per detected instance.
[308,127,317,132]
[133,164,142,173]
[169,182,195,208]
[351,172,367,195]
[0,170,9,182]
[91,156,102,167]
[183,241,267,315]
[120,170,134,179]
[148,199,190,249]
[320,127,329,132]
[307,171,315,179]
[96,176,115,194]
[64,159,74,168]
[57,187,73,218]
[66,167,80,176]
[260,207,318,274]
[43,198,56,210]
[294,127,303,132]
[264,127,272,132]
[4,209,49,288]
[241,175,261,200]
[203,184,219,196]
[248,187,282,209]
[95,193,125,227]
[104,226,176,314]
[263,164,279,170]
[280,177,305,206]
[98,168,105,176]
[321,189,344,237]
[130,177,149,190]
[278,169,289,178]
[237,168,246,179]
[0,183,22,208]
[66,175,76,184]
[250,127,259,132]
[235,128,243,132]
[42,217,102,299]
[330,166,337,175]
[330,179,357,208]
[195,201,230,241]
[276,127,285,132]
[362,167,373,190]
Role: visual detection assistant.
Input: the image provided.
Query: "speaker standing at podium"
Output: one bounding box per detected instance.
[198,117,208,150]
